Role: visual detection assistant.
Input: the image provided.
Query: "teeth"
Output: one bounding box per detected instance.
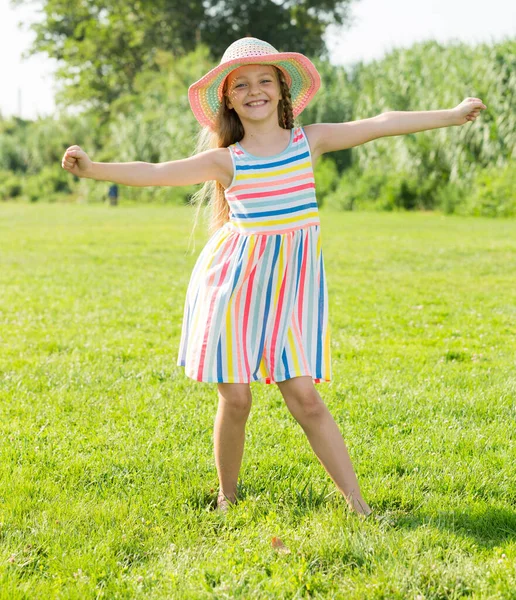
[247,101,266,106]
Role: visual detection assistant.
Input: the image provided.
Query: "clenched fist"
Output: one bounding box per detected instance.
[61,145,93,177]
[450,98,487,126]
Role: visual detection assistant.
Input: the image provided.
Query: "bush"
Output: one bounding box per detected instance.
[313,156,338,207]
[457,161,516,217]
[434,180,468,215]
[22,165,74,203]
[76,177,194,205]
[324,167,436,212]
[0,170,23,200]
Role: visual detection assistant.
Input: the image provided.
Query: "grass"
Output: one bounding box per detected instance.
[1,203,515,599]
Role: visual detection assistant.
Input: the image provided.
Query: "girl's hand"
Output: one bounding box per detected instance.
[61,145,93,177]
[450,98,487,126]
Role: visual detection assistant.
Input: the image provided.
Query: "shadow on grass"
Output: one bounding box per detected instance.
[393,505,516,548]
[184,478,516,546]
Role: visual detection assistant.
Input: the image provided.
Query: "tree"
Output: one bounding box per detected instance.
[199,0,356,58]
[12,0,358,115]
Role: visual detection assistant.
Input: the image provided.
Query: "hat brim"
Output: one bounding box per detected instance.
[188,52,321,130]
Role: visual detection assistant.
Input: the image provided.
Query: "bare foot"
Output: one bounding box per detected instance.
[346,495,396,526]
[345,493,373,518]
[216,491,236,513]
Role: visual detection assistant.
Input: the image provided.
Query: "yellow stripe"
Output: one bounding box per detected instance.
[207,229,231,268]
[249,235,257,261]
[259,356,268,379]
[236,161,311,180]
[226,296,233,379]
[287,327,301,376]
[238,211,320,229]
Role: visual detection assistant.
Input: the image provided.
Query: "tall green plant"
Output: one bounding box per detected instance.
[350,38,515,190]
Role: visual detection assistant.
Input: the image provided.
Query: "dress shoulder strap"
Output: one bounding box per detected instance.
[228,142,245,160]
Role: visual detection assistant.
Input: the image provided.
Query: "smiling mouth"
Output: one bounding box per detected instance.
[245,100,268,107]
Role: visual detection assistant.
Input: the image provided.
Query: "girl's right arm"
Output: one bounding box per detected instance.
[61,145,232,188]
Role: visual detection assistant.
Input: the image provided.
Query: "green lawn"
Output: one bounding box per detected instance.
[1,203,515,598]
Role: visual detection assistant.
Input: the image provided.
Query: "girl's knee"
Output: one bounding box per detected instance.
[276,377,325,419]
[217,383,252,414]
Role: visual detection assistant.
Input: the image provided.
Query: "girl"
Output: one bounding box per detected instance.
[62,37,486,518]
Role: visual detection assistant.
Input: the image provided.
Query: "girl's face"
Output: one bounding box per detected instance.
[224,64,282,123]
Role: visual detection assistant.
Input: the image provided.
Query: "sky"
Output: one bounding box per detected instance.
[1,0,514,120]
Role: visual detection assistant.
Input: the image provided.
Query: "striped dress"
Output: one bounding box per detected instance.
[177,126,331,384]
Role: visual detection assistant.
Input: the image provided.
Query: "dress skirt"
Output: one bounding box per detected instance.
[177,221,331,384]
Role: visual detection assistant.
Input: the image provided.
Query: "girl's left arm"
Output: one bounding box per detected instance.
[308,97,487,156]
[379,97,487,135]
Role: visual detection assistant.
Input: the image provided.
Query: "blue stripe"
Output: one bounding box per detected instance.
[282,347,290,380]
[232,202,318,220]
[316,249,324,376]
[230,236,249,294]
[229,191,315,210]
[217,336,223,382]
[236,151,310,171]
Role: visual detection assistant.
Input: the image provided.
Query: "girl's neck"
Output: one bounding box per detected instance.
[239,124,292,155]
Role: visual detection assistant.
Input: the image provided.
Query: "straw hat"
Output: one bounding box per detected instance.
[188,37,321,130]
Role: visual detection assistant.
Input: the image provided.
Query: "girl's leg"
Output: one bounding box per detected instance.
[276,376,372,517]
[214,382,252,505]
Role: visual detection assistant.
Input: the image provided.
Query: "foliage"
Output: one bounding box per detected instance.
[0,170,23,200]
[12,0,356,115]
[0,112,103,174]
[313,155,339,207]
[320,37,515,216]
[22,164,74,202]
[299,57,354,172]
[199,0,356,60]
[458,161,516,217]
[325,165,436,212]
[1,34,515,217]
[75,46,216,205]
[11,0,206,117]
[350,38,515,197]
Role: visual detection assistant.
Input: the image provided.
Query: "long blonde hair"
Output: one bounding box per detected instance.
[187,66,295,251]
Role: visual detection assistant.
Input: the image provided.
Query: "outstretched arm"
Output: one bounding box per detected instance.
[378,97,487,136]
[61,147,231,188]
[306,97,487,156]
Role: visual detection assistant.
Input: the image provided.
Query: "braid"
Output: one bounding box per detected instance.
[276,69,294,129]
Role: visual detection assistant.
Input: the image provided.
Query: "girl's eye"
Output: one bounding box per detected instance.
[234,79,272,89]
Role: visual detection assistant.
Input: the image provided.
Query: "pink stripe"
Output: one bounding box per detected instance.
[291,233,310,373]
[238,182,315,200]
[228,172,312,194]
[269,235,292,377]
[292,295,310,374]
[241,237,267,378]
[233,279,243,382]
[196,234,239,381]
